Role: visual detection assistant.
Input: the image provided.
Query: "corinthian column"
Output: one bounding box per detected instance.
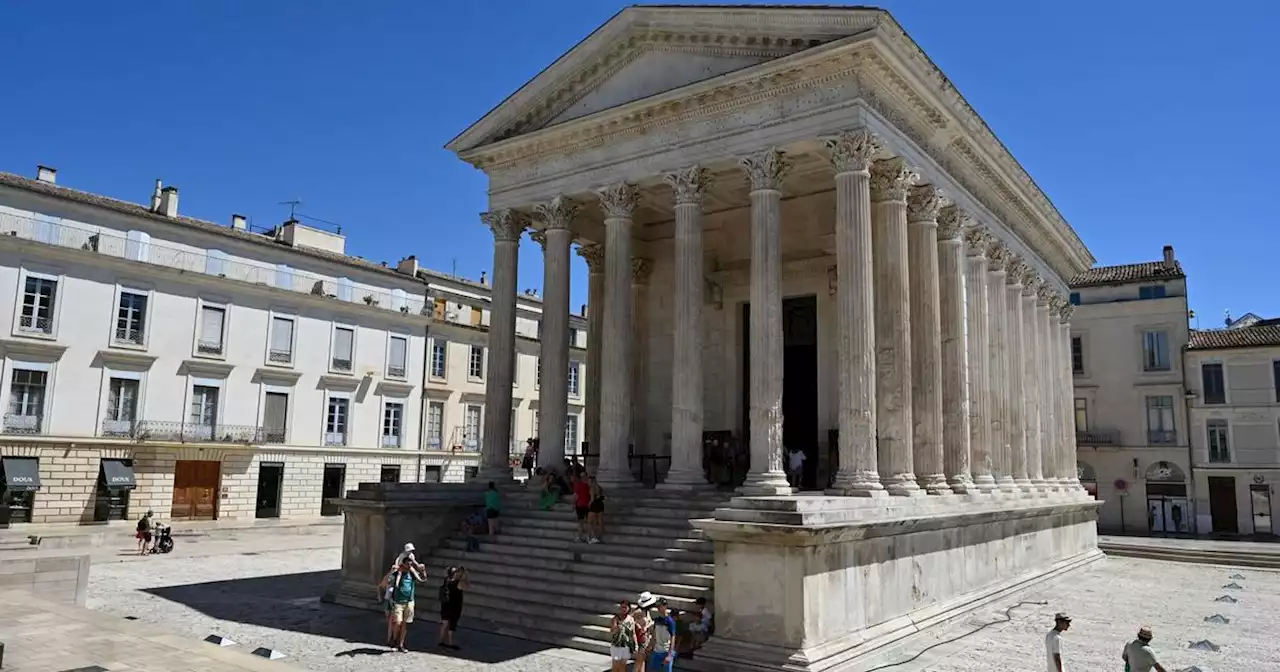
[577,244,605,469]
[964,226,996,492]
[631,258,653,460]
[532,197,577,472]
[986,241,1014,492]
[937,205,973,494]
[738,148,792,495]
[870,158,920,496]
[1005,260,1030,492]
[1021,270,1044,491]
[906,184,947,495]
[595,182,638,487]
[662,165,711,489]
[1059,304,1081,489]
[1039,289,1060,491]
[823,131,884,496]
[478,209,523,479]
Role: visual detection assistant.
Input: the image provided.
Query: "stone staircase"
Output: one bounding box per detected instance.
[414,487,727,657]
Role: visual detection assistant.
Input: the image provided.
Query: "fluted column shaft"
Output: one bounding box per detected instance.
[907,185,947,494]
[1005,269,1030,491]
[937,207,972,493]
[964,229,996,492]
[631,259,653,459]
[663,166,711,488]
[577,245,605,468]
[986,249,1014,491]
[871,158,920,495]
[595,183,638,487]
[1038,295,1059,491]
[1021,282,1043,489]
[824,132,883,496]
[478,210,523,479]
[738,149,792,495]
[533,198,577,471]
[1059,313,1081,488]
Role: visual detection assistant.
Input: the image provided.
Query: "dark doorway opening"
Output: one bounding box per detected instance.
[320,463,346,516]
[93,458,135,522]
[255,462,284,519]
[740,295,820,489]
[379,465,401,483]
[1208,476,1238,534]
[424,466,442,483]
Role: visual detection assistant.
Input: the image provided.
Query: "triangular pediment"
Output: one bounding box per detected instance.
[448,5,885,153]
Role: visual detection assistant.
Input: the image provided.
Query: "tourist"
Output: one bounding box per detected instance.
[521,439,537,480]
[537,468,559,510]
[572,471,592,542]
[646,595,677,671]
[1045,612,1070,672]
[570,454,586,478]
[461,509,486,552]
[387,557,424,652]
[608,600,636,672]
[1121,626,1167,672]
[632,598,653,672]
[787,446,806,488]
[437,566,470,651]
[687,596,713,651]
[376,564,399,645]
[484,481,501,535]
[587,476,606,543]
[135,509,153,555]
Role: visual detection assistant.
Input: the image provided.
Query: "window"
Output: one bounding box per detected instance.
[115,291,147,345]
[387,336,408,379]
[1073,398,1087,430]
[197,305,226,356]
[380,465,401,483]
[1138,285,1167,300]
[103,377,139,437]
[325,396,349,446]
[565,415,579,455]
[263,392,288,443]
[1071,336,1084,375]
[268,316,295,364]
[430,340,447,379]
[6,369,47,433]
[426,401,444,449]
[1145,396,1175,444]
[468,345,485,380]
[19,275,57,335]
[1274,360,1280,402]
[1202,363,1226,404]
[1207,419,1230,463]
[331,326,354,372]
[568,361,581,397]
[189,385,219,441]
[536,358,542,388]
[464,405,482,450]
[1068,292,1080,306]
[382,402,404,448]
[532,409,540,439]
[569,327,579,348]
[1142,330,1170,371]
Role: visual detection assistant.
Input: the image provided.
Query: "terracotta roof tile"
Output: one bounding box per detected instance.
[1189,325,1280,351]
[1068,260,1184,288]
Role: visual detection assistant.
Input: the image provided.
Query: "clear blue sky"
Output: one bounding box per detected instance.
[2,1,1276,327]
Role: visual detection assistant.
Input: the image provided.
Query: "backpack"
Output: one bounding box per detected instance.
[136,518,148,532]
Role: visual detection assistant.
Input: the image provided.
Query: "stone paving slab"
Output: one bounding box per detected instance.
[1099,534,1280,554]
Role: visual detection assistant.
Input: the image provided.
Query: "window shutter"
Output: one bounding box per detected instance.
[264,393,288,433]
[389,336,407,368]
[334,327,354,359]
[201,307,225,344]
[271,317,294,352]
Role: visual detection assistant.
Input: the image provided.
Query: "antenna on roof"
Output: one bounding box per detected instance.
[452,258,457,277]
[279,199,302,220]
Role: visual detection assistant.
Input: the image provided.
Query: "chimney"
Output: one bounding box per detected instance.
[159,186,179,217]
[480,271,488,286]
[1162,245,1175,269]
[396,255,419,276]
[35,165,57,184]
[231,214,247,230]
[149,180,163,212]
[581,303,588,316]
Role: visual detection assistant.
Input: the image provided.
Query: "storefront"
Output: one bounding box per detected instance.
[1145,461,1190,534]
[94,458,137,522]
[0,456,41,525]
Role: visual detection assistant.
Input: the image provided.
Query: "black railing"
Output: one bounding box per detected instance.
[268,348,292,364]
[18,315,52,334]
[114,327,144,345]
[196,339,224,356]
[100,417,136,438]
[1076,429,1120,446]
[387,365,406,379]
[134,420,265,444]
[1148,429,1177,445]
[2,413,43,435]
[331,357,352,372]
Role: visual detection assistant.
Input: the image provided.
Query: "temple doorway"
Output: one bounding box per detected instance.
[741,295,820,489]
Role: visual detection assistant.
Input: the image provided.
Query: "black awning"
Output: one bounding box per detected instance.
[99,459,137,490]
[1,457,41,492]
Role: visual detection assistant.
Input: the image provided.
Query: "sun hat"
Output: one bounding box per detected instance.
[1138,626,1153,639]
[1054,612,1071,622]
[637,591,658,608]
[404,542,416,553]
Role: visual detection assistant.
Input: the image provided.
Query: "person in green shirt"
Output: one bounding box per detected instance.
[484,481,501,535]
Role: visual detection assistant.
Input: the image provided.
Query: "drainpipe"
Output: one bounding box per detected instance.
[417,319,431,483]
[1181,342,1197,535]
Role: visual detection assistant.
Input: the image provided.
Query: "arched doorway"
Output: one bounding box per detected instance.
[1077,460,1098,499]
[1145,461,1189,534]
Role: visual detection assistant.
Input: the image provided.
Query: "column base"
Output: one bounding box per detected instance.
[971,474,998,493]
[594,466,638,489]
[883,474,924,497]
[738,470,792,496]
[919,473,950,495]
[948,475,978,495]
[996,476,1018,493]
[475,465,515,482]
[827,471,887,497]
[658,468,714,491]
[1015,478,1034,493]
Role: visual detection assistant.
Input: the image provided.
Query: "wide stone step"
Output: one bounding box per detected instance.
[458,566,707,609]
[427,559,712,600]
[489,525,713,552]
[444,535,715,564]
[1100,543,1280,569]
[502,514,707,537]
[430,547,715,587]
[441,539,715,574]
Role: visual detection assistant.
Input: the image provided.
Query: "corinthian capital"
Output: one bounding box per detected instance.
[533,195,579,231]
[1021,269,1042,296]
[937,204,968,241]
[869,158,918,202]
[664,165,711,206]
[986,239,1010,270]
[596,182,639,219]
[1037,285,1055,306]
[1059,303,1074,322]
[576,243,604,273]
[907,184,945,224]
[739,148,789,191]
[480,209,525,243]
[631,258,654,285]
[822,130,881,175]
[1005,259,1028,286]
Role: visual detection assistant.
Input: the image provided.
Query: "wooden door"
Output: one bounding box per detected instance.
[1208,476,1238,534]
[171,460,220,521]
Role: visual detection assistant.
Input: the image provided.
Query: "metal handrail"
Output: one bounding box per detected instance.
[134,420,265,444]
[2,413,43,435]
[1075,429,1120,445]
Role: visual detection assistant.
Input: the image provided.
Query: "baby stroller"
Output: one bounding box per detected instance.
[149,522,175,554]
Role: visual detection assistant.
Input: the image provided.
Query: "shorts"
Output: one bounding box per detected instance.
[650,650,675,671]
[485,508,500,519]
[589,499,604,514]
[610,646,632,661]
[391,601,415,624]
[575,506,589,521]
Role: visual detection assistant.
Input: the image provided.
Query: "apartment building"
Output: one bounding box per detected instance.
[1185,319,1280,536]
[0,165,586,526]
[1069,246,1192,534]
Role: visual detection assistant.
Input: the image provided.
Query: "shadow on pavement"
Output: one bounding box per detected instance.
[144,570,609,668]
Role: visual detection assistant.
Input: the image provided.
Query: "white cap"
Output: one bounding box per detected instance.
[404,542,416,553]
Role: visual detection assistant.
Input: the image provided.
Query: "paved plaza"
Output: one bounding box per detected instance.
[71,533,1279,671]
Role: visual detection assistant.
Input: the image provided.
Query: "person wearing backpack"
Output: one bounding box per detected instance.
[379,558,424,652]
[135,510,153,555]
[438,566,471,650]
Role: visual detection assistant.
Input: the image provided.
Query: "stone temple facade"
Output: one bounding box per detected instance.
[342,6,1103,671]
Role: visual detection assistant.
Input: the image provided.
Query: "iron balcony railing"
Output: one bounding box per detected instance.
[196,339,224,356]
[381,434,402,448]
[2,413,44,435]
[324,431,347,447]
[267,348,292,364]
[134,420,265,444]
[331,357,352,372]
[387,364,406,379]
[100,417,136,438]
[114,327,144,345]
[1076,429,1121,446]
[1148,429,1177,445]
[18,314,52,334]
[1208,448,1231,463]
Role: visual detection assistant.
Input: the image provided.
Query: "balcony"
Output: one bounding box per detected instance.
[134,420,264,444]
[1209,449,1231,464]
[331,357,352,373]
[387,364,406,379]
[1147,429,1177,445]
[114,327,144,345]
[267,348,292,364]
[196,339,224,356]
[324,431,347,447]
[1076,429,1120,446]
[100,417,136,438]
[381,435,402,448]
[17,315,52,335]
[2,413,43,435]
